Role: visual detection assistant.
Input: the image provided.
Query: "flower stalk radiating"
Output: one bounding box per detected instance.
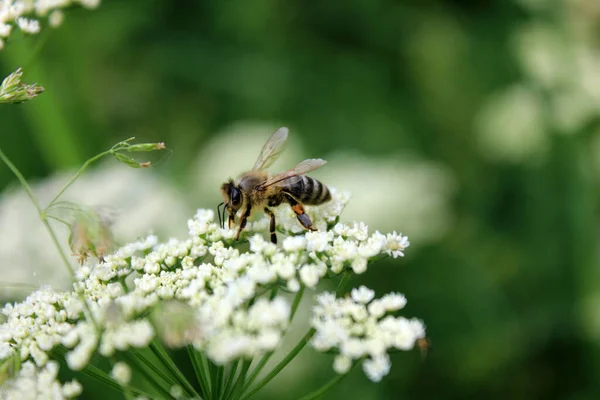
[0,186,425,399]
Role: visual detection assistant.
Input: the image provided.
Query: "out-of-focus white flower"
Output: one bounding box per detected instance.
[79,0,101,8]
[62,380,83,397]
[333,354,352,374]
[48,10,63,27]
[320,154,455,244]
[362,354,391,382]
[0,162,191,292]
[0,0,98,46]
[111,362,132,385]
[512,19,600,134]
[311,290,425,382]
[351,286,375,304]
[16,17,40,33]
[1,360,81,399]
[482,4,600,165]
[475,84,548,164]
[0,23,12,37]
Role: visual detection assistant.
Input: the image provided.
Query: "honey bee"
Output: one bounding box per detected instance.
[218,127,331,244]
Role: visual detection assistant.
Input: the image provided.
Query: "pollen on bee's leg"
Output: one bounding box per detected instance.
[291,204,304,215]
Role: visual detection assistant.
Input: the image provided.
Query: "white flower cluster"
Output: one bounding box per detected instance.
[1,360,82,399]
[0,0,100,50]
[0,189,418,396]
[311,287,425,382]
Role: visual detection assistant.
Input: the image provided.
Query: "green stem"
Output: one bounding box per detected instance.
[241,329,316,400]
[82,363,153,399]
[123,351,177,398]
[149,340,200,398]
[187,346,211,399]
[130,350,179,389]
[213,365,224,400]
[0,148,100,332]
[243,285,306,392]
[227,359,251,400]
[241,272,353,399]
[336,270,352,296]
[289,285,305,321]
[297,361,360,400]
[221,360,240,400]
[241,353,271,395]
[200,351,213,397]
[46,150,112,209]
[46,214,71,227]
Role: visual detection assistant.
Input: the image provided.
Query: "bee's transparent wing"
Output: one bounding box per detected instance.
[258,158,327,189]
[252,127,289,170]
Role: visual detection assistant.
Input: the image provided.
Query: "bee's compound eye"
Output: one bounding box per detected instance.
[231,187,242,206]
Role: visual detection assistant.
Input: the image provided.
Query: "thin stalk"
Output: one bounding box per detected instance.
[46,150,112,209]
[46,214,71,227]
[289,285,305,321]
[241,353,271,394]
[222,360,240,400]
[297,360,360,400]
[241,329,316,400]
[243,285,306,392]
[213,365,224,400]
[227,359,251,400]
[82,363,153,398]
[241,271,353,399]
[336,270,352,296]
[200,351,213,397]
[149,340,200,398]
[130,350,179,390]
[187,346,210,399]
[122,351,174,399]
[0,148,100,332]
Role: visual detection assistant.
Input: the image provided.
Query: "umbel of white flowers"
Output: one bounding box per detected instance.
[0,0,101,50]
[0,189,424,397]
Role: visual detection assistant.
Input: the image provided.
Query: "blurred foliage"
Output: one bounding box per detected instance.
[2,0,600,399]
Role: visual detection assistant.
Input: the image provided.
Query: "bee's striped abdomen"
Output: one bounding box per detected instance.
[283,176,331,205]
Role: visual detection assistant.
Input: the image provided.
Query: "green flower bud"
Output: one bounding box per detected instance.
[0,68,44,104]
[114,152,144,168]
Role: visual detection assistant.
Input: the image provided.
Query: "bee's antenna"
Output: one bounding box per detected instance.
[217,202,224,229]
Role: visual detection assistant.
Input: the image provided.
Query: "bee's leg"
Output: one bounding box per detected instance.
[283,193,316,231]
[228,213,235,229]
[235,205,252,240]
[264,208,277,244]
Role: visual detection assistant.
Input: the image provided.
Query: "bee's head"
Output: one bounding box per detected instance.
[218,179,243,228]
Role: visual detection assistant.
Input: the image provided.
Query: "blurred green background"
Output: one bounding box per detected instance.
[2,0,600,399]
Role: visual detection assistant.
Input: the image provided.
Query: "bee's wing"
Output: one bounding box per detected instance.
[252,127,289,170]
[257,158,327,189]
